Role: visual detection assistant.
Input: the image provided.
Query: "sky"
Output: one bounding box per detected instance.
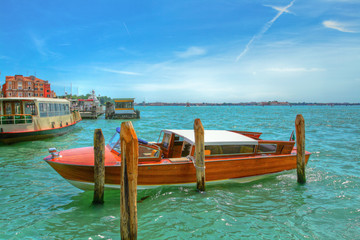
[0,0,359,103]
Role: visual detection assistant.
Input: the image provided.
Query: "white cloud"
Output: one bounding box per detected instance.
[175,46,207,58]
[323,20,357,33]
[96,67,142,76]
[266,67,326,72]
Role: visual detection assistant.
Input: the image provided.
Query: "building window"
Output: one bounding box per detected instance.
[18,93,22,97]
[40,94,43,97]
[40,88,43,91]
[47,95,50,97]
[8,93,12,97]
[18,81,22,90]
[35,88,38,90]
[35,94,38,97]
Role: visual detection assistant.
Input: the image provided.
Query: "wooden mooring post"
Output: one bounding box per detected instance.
[194,118,206,192]
[93,129,105,204]
[120,121,138,240]
[295,114,306,184]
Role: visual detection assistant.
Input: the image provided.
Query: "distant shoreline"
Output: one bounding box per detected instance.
[135,102,360,106]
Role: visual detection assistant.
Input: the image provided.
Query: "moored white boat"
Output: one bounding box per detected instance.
[44,127,311,190]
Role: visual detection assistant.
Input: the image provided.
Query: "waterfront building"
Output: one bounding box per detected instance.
[1,75,56,98]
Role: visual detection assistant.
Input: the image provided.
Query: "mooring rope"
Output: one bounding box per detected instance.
[189,156,206,170]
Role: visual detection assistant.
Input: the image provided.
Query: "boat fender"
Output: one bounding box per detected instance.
[138,138,148,145]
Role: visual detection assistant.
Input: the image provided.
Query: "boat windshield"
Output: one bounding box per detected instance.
[108,129,161,159]
[108,132,121,153]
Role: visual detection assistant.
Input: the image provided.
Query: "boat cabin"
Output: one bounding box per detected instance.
[106,129,295,163]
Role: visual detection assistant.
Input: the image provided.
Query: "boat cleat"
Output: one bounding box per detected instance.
[48,148,61,158]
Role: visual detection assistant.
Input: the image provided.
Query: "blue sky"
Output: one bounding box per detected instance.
[1,0,359,103]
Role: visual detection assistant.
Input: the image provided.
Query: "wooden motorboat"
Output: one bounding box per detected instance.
[0,97,82,144]
[44,128,310,190]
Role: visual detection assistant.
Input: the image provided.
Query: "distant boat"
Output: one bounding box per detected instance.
[71,90,103,119]
[0,97,81,144]
[186,102,190,107]
[44,128,311,190]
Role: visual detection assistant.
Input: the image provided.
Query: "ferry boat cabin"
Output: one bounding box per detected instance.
[0,97,81,144]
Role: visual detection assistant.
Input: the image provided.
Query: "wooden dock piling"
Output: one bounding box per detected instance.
[93,129,105,204]
[120,121,138,240]
[194,118,206,192]
[295,114,306,184]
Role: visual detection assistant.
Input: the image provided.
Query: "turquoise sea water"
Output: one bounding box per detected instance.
[1,106,359,239]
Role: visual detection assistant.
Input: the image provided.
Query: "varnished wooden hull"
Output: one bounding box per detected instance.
[45,153,310,190]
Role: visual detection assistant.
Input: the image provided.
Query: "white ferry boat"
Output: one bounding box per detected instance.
[0,97,82,144]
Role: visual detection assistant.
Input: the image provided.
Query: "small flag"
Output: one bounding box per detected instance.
[290,130,295,141]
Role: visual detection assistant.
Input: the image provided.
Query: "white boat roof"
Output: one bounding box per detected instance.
[0,97,70,103]
[163,129,258,146]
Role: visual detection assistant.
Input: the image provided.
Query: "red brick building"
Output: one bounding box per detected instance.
[1,75,56,98]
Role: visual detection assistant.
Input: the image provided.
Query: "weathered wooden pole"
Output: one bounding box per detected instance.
[120,121,138,240]
[295,114,306,184]
[194,118,206,192]
[93,129,105,204]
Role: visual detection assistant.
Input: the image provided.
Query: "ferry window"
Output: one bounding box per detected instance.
[39,103,47,117]
[205,145,255,155]
[258,144,277,153]
[162,133,171,149]
[65,104,70,114]
[54,104,59,116]
[5,103,12,114]
[14,102,21,114]
[25,103,36,115]
[47,103,52,116]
